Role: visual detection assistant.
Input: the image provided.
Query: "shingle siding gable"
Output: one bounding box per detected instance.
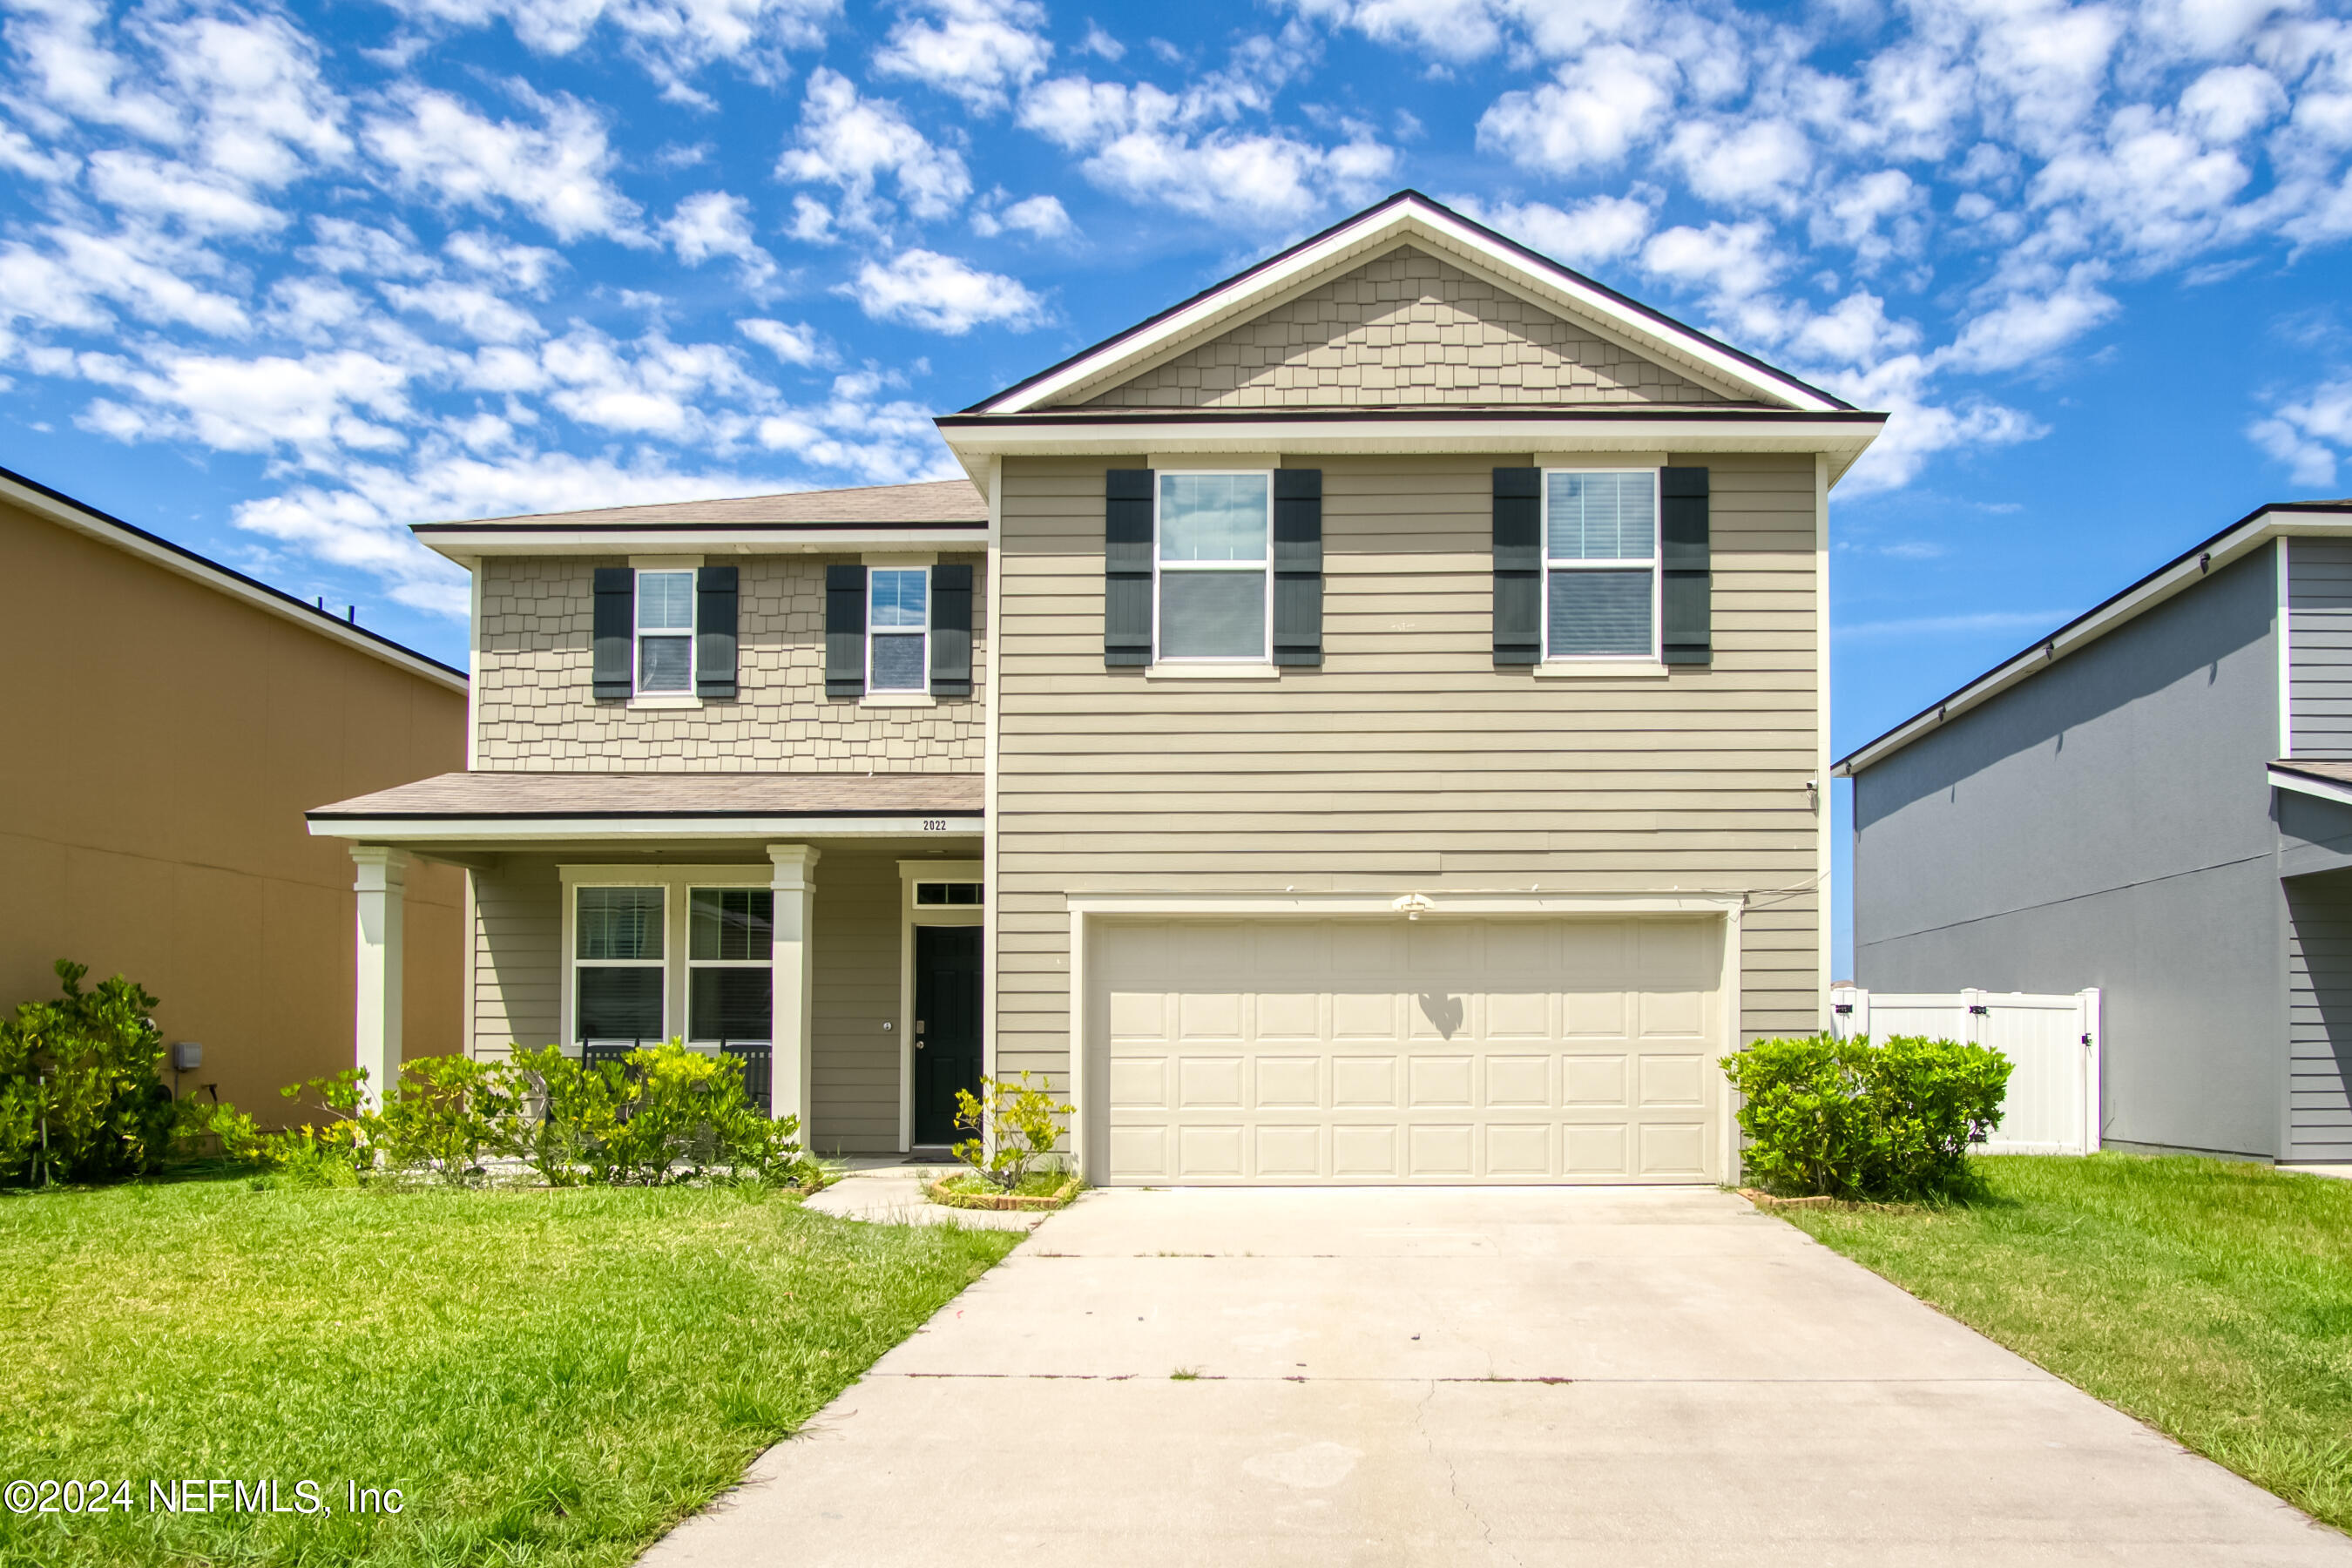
[1078,244,1747,410]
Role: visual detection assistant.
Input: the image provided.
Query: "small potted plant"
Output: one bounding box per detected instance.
[924,1072,1081,1211]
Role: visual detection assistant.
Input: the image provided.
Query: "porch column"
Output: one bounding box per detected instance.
[351,845,409,1109]
[767,844,821,1128]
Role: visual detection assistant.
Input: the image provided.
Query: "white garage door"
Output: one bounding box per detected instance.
[1092,916,1726,1186]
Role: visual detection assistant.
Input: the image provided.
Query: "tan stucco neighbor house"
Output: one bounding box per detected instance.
[2,463,467,1117]
[308,192,1885,1183]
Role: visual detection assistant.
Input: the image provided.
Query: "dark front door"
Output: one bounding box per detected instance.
[913,924,983,1146]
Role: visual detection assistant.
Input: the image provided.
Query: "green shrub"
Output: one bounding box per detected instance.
[267,1044,815,1189]
[0,961,177,1186]
[1722,1033,2012,1200]
[952,1071,1074,1193]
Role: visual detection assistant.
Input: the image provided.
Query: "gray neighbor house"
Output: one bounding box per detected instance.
[1837,498,2352,1166]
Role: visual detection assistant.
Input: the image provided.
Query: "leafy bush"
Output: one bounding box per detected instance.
[1722,1032,2012,1200]
[0,961,177,1185]
[952,1071,1074,1193]
[267,1043,815,1189]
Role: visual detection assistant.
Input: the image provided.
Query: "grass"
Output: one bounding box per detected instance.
[930,1170,1072,1199]
[1778,1152,2352,1530]
[0,1173,1021,1567]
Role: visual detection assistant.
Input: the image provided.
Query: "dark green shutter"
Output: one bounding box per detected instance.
[592,567,633,700]
[1492,468,1541,667]
[930,563,973,697]
[825,564,866,699]
[1273,469,1322,666]
[695,566,738,699]
[1660,467,1711,666]
[1105,469,1153,667]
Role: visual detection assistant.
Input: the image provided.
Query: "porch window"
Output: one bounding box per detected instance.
[576,886,665,1041]
[1544,470,1658,659]
[689,887,773,1042]
[636,570,696,693]
[913,882,982,906]
[868,568,928,693]
[1157,471,1270,661]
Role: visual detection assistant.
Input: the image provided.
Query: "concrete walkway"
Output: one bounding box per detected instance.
[644,1186,2352,1565]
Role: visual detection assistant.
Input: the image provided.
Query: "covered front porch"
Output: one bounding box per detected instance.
[306,771,983,1154]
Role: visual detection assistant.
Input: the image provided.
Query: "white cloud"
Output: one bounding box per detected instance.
[2251,378,2352,487]
[538,327,767,438]
[738,316,828,364]
[874,0,1051,112]
[1286,0,1508,64]
[2180,63,2288,142]
[1476,45,1678,175]
[841,247,1045,334]
[70,344,421,460]
[1017,71,1393,226]
[84,152,286,235]
[1663,116,1814,208]
[1939,265,2119,372]
[972,192,1073,238]
[1639,220,1782,301]
[362,85,645,243]
[661,191,778,287]
[377,0,837,100]
[1449,192,1655,269]
[382,280,545,343]
[777,67,971,226]
[1813,169,1926,271]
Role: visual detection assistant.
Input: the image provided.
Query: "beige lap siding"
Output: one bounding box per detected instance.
[472,553,986,772]
[991,453,1825,1094]
[462,850,905,1152]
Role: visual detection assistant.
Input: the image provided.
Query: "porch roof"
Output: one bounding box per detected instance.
[2272,760,2352,810]
[306,770,983,843]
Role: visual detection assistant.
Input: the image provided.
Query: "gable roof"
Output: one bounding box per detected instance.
[411,476,988,558]
[0,459,466,692]
[1834,498,2352,778]
[967,191,1854,417]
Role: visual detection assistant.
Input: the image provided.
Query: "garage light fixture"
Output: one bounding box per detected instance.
[1392,893,1435,921]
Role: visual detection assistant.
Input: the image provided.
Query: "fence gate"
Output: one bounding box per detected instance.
[1828,987,2103,1156]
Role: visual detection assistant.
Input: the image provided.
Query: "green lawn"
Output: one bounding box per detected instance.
[1780,1153,2352,1530]
[0,1175,1020,1567]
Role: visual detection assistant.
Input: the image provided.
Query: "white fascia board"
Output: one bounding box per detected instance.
[940,415,1883,485]
[415,525,990,563]
[2270,767,2352,809]
[308,814,984,841]
[1834,514,2352,777]
[3,470,468,693]
[980,199,1842,416]
[1064,890,1747,916]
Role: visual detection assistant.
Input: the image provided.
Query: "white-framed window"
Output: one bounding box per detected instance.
[912,881,983,907]
[636,569,696,693]
[1544,470,1659,661]
[1156,470,1271,662]
[574,885,666,1042]
[687,887,774,1043]
[868,567,929,692]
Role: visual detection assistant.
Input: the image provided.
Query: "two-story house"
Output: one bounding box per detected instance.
[1838,498,2352,1167]
[308,192,1885,1184]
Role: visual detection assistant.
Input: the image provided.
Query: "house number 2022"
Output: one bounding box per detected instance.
[921,819,947,832]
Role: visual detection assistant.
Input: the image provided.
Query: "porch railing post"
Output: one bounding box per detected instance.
[767,844,821,1130]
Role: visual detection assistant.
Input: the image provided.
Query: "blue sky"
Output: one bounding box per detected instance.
[4,0,2351,969]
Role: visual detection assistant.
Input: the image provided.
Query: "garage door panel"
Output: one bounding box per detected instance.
[1409,1055,1475,1107]
[1409,1124,1475,1177]
[1178,1125,1244,1178]
[1095,918,1721,1186]
[1109,1054,1171,1110]
[1178,1055,1244,1109]
[1333,1124,1399,1177]
[1564,1054,1628,1107]
[1333,1054,1400,1107]
[1254,1125,1321,1176]
[1254,1055,1321,1109]
[1485,1055,1551,1108]
[1486,1123,1552,1176]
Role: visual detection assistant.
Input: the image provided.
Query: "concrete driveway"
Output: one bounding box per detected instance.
[643,1186,2352,1566]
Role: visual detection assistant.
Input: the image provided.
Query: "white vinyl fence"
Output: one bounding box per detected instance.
[1828,987,2104,1157]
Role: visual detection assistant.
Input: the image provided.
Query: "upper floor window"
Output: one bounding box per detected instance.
[868,568,929,692]
[636,570,696,693]
[1545,470,1658,660]
[1158,471,1270,662]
